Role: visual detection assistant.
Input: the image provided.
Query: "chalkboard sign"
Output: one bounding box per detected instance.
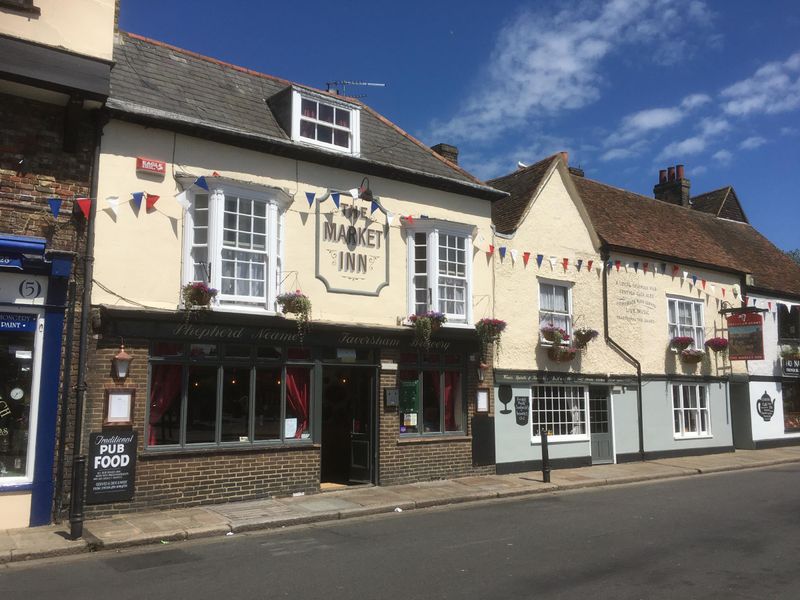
[399,381,419,413]
[514,396,529,426]
[87,431,137,504]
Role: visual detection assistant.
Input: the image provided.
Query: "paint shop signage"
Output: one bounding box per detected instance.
[316,201,389,296]
[87,432,137,504]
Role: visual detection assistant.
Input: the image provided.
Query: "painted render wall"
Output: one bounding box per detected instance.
[745,293,787,378]
[494,164,745,380]
[0,0,115,61]
[93,120,495,327]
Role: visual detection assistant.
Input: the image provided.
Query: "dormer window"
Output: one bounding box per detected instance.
[291,90,360,154]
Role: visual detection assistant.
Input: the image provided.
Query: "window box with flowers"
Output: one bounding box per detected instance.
[670,336,695,351]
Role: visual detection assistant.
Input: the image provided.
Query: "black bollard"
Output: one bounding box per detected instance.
[69,456,86,540]
[541,427,551,483]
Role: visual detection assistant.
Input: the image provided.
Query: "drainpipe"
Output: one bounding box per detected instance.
[53,278,76,522]
[601,249,644,460]
[68,111,103,539]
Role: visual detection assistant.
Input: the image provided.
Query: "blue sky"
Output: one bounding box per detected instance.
[120,0,800,251]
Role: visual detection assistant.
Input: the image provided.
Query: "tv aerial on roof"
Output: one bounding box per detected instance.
[325,80,386,99]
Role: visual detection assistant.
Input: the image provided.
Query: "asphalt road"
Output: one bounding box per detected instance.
[2,464,800,599]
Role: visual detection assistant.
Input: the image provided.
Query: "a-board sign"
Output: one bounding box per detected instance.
[726,312,764,361]
[514,396,529,426]
[86,431,137,504]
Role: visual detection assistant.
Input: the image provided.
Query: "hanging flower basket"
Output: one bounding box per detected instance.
[548,346,578,362]
[780,346,800,360]
[705,337,729,353]
[277,290,312,339]
[541,324,570,344]
[670,336,695,351]
[476,317,507,357]
[680,349,705,364]
[573,328,599,349]
[409,311,447,350]
[182,282,217,309]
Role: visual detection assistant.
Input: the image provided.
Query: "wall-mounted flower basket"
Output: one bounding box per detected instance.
[476,317,507,358]
[182,282,217,309]
[670,336,694,351]
[680,349,705,364]
[409,311,447,350]
[573,328,599,349]
[705,337,729,353]
[277,290,312,339]
[548,346,578,362]
[541,325,570,345]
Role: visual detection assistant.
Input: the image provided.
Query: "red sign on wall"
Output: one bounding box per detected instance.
[136,157,166,175]
[726,312,764,361]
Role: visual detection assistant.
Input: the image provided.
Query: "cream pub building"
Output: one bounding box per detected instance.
[78,32,504,517]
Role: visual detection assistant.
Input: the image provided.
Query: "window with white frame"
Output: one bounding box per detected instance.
[292,90,360,154]
[672,384,710,437]
[184,184,286,311]
[531,385,587,439]
[539,282,572,340]
[668,297,705,348]
[407,224,472,323]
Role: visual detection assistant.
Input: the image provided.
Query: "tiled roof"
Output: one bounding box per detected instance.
[574,176,800,297]
[487,155,558,234]
[108,32,502,198]
[488,156,800,298]
[690,186,748,223]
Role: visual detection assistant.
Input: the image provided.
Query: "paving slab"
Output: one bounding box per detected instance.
[0,525,86,563]
[206,498,329,533]
[395,479,497,508]
[453,474,556,498]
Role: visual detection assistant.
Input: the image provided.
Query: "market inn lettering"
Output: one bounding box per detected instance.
[323,221,383,275]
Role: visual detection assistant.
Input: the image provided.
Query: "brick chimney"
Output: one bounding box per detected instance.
[653,164,690,207]
[431,143,458,165]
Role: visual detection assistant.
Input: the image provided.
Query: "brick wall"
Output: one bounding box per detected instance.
[377,347,495,485]
[82,337,320,519]
[0,92,94,522]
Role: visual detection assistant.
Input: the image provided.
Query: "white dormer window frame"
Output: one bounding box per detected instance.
[291,89,360,155]
[181,181,289,314]
[406,219,474,325]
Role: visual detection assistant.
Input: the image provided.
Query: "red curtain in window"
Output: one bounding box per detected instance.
[444,371,459,431]
[148,364,183,445]
[286,367,309,438]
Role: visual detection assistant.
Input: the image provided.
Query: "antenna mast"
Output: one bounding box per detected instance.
[325,80,387,98]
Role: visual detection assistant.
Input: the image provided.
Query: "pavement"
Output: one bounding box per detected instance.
[2,446,800,564]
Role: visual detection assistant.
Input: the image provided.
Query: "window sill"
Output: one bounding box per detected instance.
[397,434,470,445]
[531,435,590,444]
[142,441,319,459]
[673,434,713,441]
[0,481,33,492]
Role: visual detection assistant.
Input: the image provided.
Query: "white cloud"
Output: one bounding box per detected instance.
[692,165,708,175]
[739,136,766,150]
[699,117,730,136]
[712,149,732,165]
[781,126,798,136]
[721,51,800,116]
[600,148,636,162]
[607,93,712,147]
[430,0,714,144]
[660,136,707,159]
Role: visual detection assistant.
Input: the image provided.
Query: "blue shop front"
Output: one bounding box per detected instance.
[0,235,72,528]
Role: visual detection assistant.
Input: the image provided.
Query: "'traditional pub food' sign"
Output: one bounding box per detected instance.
[726,312,764,361]
[316,201,389,296]
[87,431,137,504]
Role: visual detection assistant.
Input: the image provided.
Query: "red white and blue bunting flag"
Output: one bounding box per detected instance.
[510,249,519,265]
[48,198,62,218]
[331,192,340,209]
[499,246,507,260]
[633,261,639,273]
[523,252,531,267]
[106,196,120,217]
[131,192,144,211]
[576,258,583,271]
[305,192,316,207]
[194,176,209,191]
[562,258,569,271]
[146,194,160,210]
[587,259,593,272]
[549,256,557,270]
[76,198,91,219]
[535,254,542,267]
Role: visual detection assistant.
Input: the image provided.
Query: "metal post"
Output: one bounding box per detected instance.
[69,456,86,540]
[541,427,551,483]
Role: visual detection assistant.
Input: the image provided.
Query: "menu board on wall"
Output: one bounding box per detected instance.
[86,431,137,504]
[783,358,800,378]
[726,312,764,361]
